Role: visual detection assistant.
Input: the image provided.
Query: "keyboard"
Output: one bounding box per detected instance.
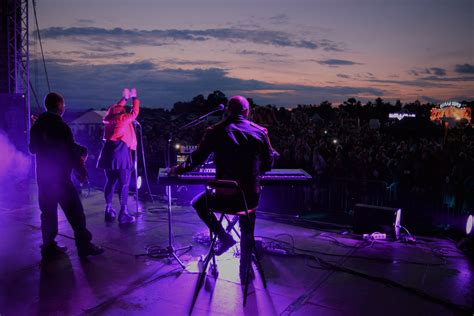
[158,168,312,185]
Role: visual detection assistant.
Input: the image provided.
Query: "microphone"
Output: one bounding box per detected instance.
[180,104,225,129]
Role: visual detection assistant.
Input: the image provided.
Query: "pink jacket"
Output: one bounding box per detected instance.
[103,98,140,150]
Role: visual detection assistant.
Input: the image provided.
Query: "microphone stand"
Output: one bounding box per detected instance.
[166,107,225,266]
[134,148,139,215]
[132,122,141,215]
[160,131,192,269]
[142,106,223,268]
[179,105,224,130]
[135,131,192,268]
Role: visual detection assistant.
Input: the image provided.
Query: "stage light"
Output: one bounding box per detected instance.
[466,215,473,235]
[440,213,474,238]
[175,143,181,150]
[324,130,328,134]
[333,139,338,144]
[137,176,142,190]
[457,215,474,259]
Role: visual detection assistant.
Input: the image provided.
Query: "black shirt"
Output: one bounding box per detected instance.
[29,112,86,183]
[185,114,274,192]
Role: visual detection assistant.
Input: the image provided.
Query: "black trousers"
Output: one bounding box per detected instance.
[104,169,131,208]
[38,178,92,249]
[191,191,257,249]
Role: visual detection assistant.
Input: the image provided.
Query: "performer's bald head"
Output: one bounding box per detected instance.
[227,96,250,117]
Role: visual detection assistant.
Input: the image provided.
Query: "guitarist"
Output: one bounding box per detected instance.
[29,92,103,260]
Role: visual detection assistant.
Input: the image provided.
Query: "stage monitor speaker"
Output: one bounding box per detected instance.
[353,204,401,239]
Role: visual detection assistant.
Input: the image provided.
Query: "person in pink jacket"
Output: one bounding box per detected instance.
[97,88,140,224]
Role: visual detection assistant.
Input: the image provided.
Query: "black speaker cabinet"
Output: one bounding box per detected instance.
[0,93,28,153]
[353,204,401,239]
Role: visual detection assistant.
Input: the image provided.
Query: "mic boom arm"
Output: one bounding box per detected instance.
[179,104,224,130]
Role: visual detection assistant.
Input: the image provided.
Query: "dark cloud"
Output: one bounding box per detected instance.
[452,95,474,102]
[31,59,384,109]
[77,19,95,24]
[367,78,450,88]
[64,51,135,60]
[30,56,78,64]
[355,73,375,79]
[369,71,474,89]
[454,63,474,74]
[409,67,446,77]
[419,75,474,82]
[238,50,288,57]
[337,74,350,79]
[268,14,289,25]
[422,95,473,103]
[317,59,362,66]
[318,39,345,52]
[38,26,342,51]
[420,96,441,103]
[430,67,446,76]
[161,59,225,66]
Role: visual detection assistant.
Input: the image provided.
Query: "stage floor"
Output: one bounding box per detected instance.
[0,181,472,316]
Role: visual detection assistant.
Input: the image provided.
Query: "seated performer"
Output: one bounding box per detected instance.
[29,92,103,260]
[97,88,140,224]
[171,95,276,280]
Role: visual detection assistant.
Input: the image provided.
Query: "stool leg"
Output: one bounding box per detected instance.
[243,248,251,307]
[206,214,224,277]
[225,215,241,239]
[252,243,267,288]
[211,249,217,275]
[210,229,218,277]
[191,228,217,313]
[243,214,254,306]
[203,230,218,272]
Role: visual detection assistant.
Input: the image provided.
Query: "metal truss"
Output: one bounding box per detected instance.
[6,0,30,138]
[7,0,29,95]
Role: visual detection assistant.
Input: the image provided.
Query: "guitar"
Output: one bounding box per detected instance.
[72,143,89,184]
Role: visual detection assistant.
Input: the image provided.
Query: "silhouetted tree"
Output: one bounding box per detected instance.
[207,90,227,108]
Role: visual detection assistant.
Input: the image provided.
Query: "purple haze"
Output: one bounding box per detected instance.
[0,130,31,183]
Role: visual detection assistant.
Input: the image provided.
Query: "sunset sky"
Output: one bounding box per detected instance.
[30,0,473,109]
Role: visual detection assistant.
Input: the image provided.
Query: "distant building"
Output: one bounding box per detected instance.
[70,110,106,136]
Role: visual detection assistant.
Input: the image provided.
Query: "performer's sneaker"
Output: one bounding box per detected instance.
[41,244,68,260]
[78,243,104,258]
[118,212,136,225]
[215,233,236,256]
[105,206,117,222]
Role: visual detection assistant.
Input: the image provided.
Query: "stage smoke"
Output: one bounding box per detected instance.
[0,130,31,183]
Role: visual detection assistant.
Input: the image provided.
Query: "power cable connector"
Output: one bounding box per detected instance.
[259,240,288,255]
[401,235,417,244]
[363,233,387,240]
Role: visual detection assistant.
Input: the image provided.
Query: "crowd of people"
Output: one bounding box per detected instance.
[250,104,474,219]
